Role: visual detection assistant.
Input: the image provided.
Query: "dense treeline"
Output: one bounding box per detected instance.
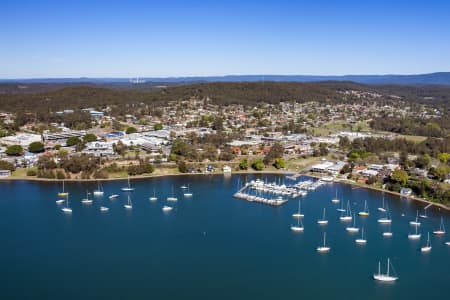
[1,82,450,119]
[370,116,450,137]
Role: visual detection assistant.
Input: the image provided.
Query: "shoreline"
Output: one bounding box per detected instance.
[1,169,448,212]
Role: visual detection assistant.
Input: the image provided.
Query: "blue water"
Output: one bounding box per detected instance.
[0,175,449,300]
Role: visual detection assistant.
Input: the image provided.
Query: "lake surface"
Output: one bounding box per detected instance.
[0,175,449,300]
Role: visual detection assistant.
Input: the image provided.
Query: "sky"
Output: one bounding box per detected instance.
[1,0,450,78]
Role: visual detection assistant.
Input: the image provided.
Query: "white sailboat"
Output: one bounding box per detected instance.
[420,232,432,252]
[317,232,330,252]
[167,186,178,201]
[331,190,339,203]
[180,184,188,189]
[355,227,367,244]
[383,224,393,237]
[81,190,93,204]
[121,176,134,192]
[55,199,65,204]
[408,224,421,240]
[100,206,109,212]
[377,196,386,212]
[419,208,428,219]
[317,208,328,225]
[346,213,359,232]
[124,195,132,209]
[58,180,69,197]
[292,200,304,218]
[433,216,446,235]
[373,258,398,282]
[409,210,421,226]
[93,181,104,196]
[358,200,369,217]
[61,195,72,213]
[377,205,392,224]
[109,194,119,199]
[290,217,304,232]
[339,201,352,221]
[337,200,346,212]
[445,242,450,246]
[149,188,158,201]
[162,205,173,212]
[183,185,193,197]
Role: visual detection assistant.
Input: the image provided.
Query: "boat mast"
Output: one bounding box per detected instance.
[387,258,390,276]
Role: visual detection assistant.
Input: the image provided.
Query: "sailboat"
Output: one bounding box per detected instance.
[123,195,132,209]
[373,258,398,282]
[383,224,393,237]
[290,217,304,232]
[377,205,392,224]
[183,184,193,197]
[317,232,330,252]
[121,176,134,192]
[445,242,450,246]
[419,207,428,219]
[81,190,93,204]
[100,206,109,212]
[61,195,72,213]
[346,213,359,232]
[420,232,432,252]
[167,186,178,201]
[409,209,421,226]
[331,190,339,203]
[292,200,304,218]
[181,184,188,189]
[149,188,158,201]
[408,224,421,240]
[355,227,367,244]
[337,199,346,212]
[55,198,65,204]
[339,201,352,221]
[358,200,369,216]
[109,194,119,199]
[162,205,173,212]
[58,180,69,197]
[433,217,446,235]
[93,181,104,196]
[317,208,328,225]
[377,196,386,212]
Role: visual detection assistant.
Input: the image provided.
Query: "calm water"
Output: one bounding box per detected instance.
[0,175,449,300]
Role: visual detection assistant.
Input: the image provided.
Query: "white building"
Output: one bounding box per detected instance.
[0,133,42,147]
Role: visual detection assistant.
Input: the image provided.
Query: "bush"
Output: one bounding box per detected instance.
[251,159,265,171]
[273,158,285,169]
[126,126,137,134]
[83,133,97,142]
[28,141,44,153]
[154,123,163,130]
[66,136,82,147]
[239,158,248,170]
[5,144,23,156]
[26,169,37,176]
[93,169,109,179]
[56,170,66,179]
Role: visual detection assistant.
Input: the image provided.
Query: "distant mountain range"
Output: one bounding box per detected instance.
[1,72,450,85]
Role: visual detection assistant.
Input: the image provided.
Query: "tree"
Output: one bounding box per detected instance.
[126,126,137,134]
[28,141,44,153]
[66,136,82,147]
[263,142,284,165]
[0,160,15,171]
[177,160,188,173]
[83,133,97,142]
[37,155,57,170]
[251,158,265,171]
[438,152,450,164]
[415,155,431,169]
[390,169,409,186]
[5,144,23,156]
[273,158,285,169]
[154,123,163,130]
[239,158,249,170]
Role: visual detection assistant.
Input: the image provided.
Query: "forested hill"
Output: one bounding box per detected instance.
[0,82,449,114]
